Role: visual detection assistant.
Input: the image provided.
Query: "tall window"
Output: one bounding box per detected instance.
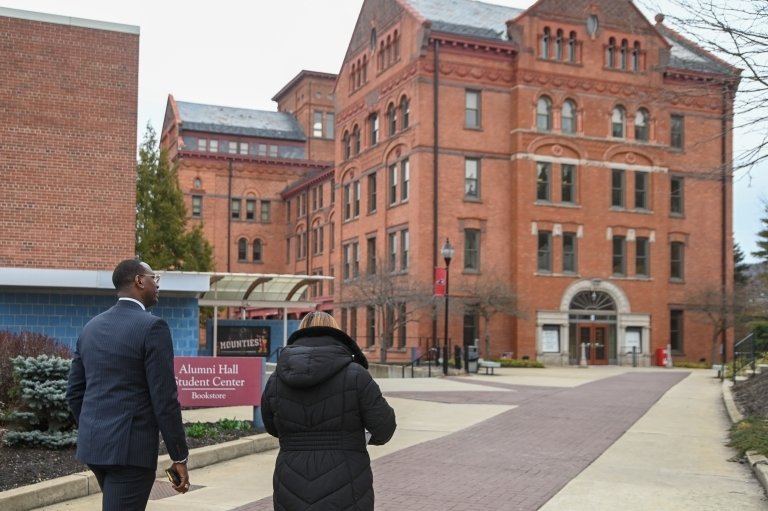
[636,237,649,277]
[191,195,202,218]
[464,228,480,271]
[563,232,577,273]
[245,198,256,221]
[343,131,351,160]
[397,303,407,348]
[670,310,683,351]
[260,200,271,222]
[634,171,649,210]
[620,39,629,70]
[465,158,480,199]
[632,42,641,72]
[253,239,263,262]
[388,231,397,272]
[238,238,247,261]
[568,31,577,63]
[351,308,358,338]
[368,174,377,213]
[352,241,360,277]
[353,125,361,155]
[611,169,625,207]
[400,229,409,270]
[344,183,352,220]
[369,112,379,146]
[313,111,323,137]
[366,306,376,347]
[325,113,335,139]
[465,90,480,128]
[612,106,626,138]
[400,159,410,202]
[612,236,626,276]
[540,27,550,58]
[537,96,552,131]
[606,37,616,68]
[388,163,398,205]
[561,164,576,203]
[400,96,410,129]
[670,176,684,215]
[231,198,241,220]
[388,103,397,136]
[537,231,552,272]
[635,108,649,142]
[555,29,563,60]
[670,114,684,149]
[354,181,361,218]
[536,162,551,201]
[561,99,576,134]
[670,242,684,280]
[367,237,376,274]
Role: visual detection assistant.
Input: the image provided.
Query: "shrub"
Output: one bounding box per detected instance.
[217,418,251,431]
[3,355,76,448]
[185,422,216,438]
[0,331,72,407]
[498,358,545,368]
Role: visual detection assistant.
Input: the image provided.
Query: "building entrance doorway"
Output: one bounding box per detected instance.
[578,324,609,365]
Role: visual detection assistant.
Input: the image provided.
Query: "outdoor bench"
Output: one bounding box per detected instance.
[478,359,501,375]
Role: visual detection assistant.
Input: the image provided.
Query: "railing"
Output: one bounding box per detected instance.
[400,348,441,378]
[732,330,768,382]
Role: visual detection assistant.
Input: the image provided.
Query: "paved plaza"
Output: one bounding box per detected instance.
[24,366,768,510]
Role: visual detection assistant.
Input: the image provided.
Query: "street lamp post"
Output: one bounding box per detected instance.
[441,238,454,376]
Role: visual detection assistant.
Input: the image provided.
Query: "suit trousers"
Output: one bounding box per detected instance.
[88,464,156,511]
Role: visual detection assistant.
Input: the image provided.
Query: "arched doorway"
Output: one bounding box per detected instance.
[568,290,617,365]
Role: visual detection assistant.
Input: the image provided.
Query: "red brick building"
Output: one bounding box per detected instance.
[0,7,139,270]
[167,0,740,366]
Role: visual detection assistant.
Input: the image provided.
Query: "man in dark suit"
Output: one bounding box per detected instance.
[67,259,190,510]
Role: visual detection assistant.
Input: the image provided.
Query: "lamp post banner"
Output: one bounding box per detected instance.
[434,266,446,296]
[174,356,263,407]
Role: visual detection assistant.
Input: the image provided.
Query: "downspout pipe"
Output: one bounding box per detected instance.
[720,82,730,376]
[431,37,440,363]
[227,159,233,273]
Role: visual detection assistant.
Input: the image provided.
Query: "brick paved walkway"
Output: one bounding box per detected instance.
[235,371,688,511]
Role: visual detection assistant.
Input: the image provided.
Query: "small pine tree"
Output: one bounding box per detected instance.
[734,242,751,286]
[4,355,77,448]
[136,123,214,271]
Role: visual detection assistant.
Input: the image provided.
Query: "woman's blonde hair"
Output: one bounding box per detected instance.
[299,311,339,330]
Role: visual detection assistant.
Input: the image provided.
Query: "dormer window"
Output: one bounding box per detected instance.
[587,14,599,36]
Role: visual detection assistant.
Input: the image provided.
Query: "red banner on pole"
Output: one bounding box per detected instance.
[434,267,446,296]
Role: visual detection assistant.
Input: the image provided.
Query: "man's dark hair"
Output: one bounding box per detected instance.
[112,259,145,290]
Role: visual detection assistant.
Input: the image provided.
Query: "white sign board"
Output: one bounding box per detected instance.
[541,327,560,353]
[625,329,641,352]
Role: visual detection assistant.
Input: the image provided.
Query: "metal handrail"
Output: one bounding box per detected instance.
[732,330,767,382]
[400,348,440,378]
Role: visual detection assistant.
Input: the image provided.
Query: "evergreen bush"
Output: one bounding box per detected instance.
[0,330,71,406]
[3,355,77,448]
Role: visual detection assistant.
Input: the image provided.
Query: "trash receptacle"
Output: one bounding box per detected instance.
[655,348,667,367]
[466,345,479,373]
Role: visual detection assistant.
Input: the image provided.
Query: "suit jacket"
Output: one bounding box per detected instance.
[66,300,188,469]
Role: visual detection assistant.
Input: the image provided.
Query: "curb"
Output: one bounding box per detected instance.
[0,433,278,511]
[721,378,768,495]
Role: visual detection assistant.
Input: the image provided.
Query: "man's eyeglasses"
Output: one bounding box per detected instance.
[139,274,160,284]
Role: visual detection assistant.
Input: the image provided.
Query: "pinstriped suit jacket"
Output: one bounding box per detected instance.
[66,300,189,469]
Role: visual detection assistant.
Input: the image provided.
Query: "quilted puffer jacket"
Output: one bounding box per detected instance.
[261,326,397,511]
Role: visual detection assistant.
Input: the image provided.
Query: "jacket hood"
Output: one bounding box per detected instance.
[276,326,369,388]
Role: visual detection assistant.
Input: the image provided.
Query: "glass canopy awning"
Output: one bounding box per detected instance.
[196,272,334,309]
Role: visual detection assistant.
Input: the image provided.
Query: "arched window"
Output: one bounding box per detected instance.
[606,37,616,68]
[370,28,377,51]
[541,27,550,59]
[612,106,626,138]
[386,35,392,66]
[378,41,385,70]
[635,108,649,141]
[537,96,552,131]
[353,125,361,155]
[362,56,368,83]
[252,239,263,262]
[632,42,641,72]
[568,32,577,63]
[400,96,410,129]
[393,30,400,61]
[561,99,576,134]
[350,63,356,90]
[387,102,397,136]
[555,29,563,60]
[238,238,247,261]
[343,130,351,160]
[620,39,629,70]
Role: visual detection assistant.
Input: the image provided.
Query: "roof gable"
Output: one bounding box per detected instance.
[403,0,522,40]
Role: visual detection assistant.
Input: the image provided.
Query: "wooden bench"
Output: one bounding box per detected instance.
[478,359,501,375]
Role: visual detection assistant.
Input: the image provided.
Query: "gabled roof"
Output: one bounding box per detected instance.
[404,0,522,40]
[175,100,306,141]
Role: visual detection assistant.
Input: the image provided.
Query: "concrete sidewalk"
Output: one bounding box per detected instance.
[14,367,768,510]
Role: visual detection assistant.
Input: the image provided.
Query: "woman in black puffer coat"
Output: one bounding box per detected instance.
[261,311,397,511]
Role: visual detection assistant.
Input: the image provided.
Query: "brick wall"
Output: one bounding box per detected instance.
[0,12,139,270]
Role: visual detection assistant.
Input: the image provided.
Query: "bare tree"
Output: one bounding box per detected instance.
[685,284,747,363]
[638,0,767,172]
[339,261,434,364]
[455,274,522,359]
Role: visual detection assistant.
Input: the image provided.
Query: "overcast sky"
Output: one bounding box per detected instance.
[2,0,765,261]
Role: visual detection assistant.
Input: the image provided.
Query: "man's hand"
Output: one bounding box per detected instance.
[171,462,190,494]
